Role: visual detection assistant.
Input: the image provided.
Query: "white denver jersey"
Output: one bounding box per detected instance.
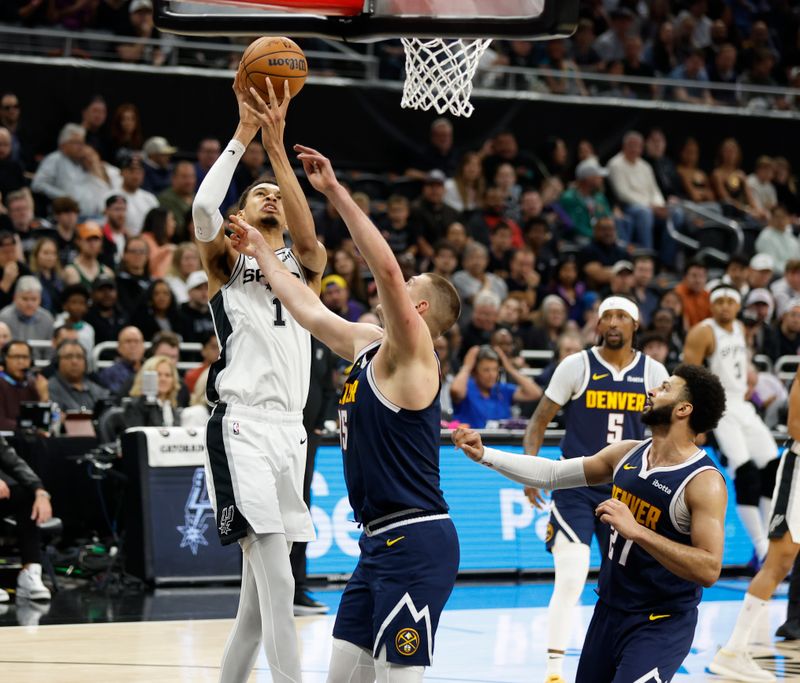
[207,248,311,412]
[700,318,748,402]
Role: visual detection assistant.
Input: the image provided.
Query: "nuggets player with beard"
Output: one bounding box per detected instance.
[454,364,728,683]
[227,144,461,683]
[192,74,326,683]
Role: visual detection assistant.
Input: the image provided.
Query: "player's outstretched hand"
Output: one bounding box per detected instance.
[596,498,640,541]
[233,68,261,132]
[229,214,268,259]
[524,486,547,509]
[245,79,291,147]
[452,427,484,462]
[294,144,339,195]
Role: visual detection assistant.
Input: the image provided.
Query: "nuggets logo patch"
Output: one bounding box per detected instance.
[395,628,420,656]
[545,523,554,543]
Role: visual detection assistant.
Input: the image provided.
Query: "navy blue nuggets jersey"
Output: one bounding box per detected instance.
[599,439,722,613]
[560,349,652,460]
[338,341,448,524]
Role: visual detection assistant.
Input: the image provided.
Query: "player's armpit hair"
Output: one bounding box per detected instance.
[673,363,727,434]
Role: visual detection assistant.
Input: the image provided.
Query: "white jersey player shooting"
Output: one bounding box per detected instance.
[192,72,326,683]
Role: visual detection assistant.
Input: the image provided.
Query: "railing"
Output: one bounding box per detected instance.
[1,24,798,117]
[775,355,800,384]
[91,340,202,372]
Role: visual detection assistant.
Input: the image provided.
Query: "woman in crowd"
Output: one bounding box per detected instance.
[676,137,717,205]
[130,278,181,341]
[711,137,767,222]
[443,151,485,218]
[164,242,202,305]
[181,366,211,427]
[549,254,589,324]
[140,208,177,279]
[331,248,368,305]
[493,162,523,224]
[646,21,679,75]
[773,157,800,216]
[537,294,573,350]
[28,238,64,315]
[109,103,144,159]
[125,355,181,427]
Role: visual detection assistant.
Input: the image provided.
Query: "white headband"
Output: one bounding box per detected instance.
[598,296,639,322]
[710,287,742,305]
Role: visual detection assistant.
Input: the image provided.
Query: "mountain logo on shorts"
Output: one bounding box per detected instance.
[232,421,240,436]
[395,627,420,656]
[219,505,235,535]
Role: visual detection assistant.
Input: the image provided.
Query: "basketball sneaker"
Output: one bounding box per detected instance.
[708,648,776,682]
[15,597,50,627]
[544,676,566,683]
[16,564,51,601]
[293,591,329,616]
[776,618,800,640]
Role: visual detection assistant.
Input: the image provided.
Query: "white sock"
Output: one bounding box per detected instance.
[737,505,769,560]
[219,548,262,683]
[546,652,565,676]
[374,645,424,683]
[726,592,769,651]
[547,535,591,667]
[327,638,375,683]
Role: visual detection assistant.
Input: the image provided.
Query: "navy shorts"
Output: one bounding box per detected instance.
[546,485,611,551]
[332,513,459,666]
[576,600,697,682]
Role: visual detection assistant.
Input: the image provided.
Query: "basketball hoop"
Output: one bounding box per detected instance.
[400,37,492,118]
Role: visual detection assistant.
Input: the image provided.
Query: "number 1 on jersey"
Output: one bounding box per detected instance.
[607,413,624,444]
[273,298,286,327]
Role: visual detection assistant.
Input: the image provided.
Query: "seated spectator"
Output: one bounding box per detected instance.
[85,277,127,345]
[142,136,176,195]
[117,0,174,67]
[62,222,115,288]
[331,248,368,305]
[468,185,524,248]
[28,238,63,315]
[50,196,80,266]
[504,248,539,309]
[606,131,666,251]
[109,103,144,162]
[450,344,541,428]
[482,130,540,191]
[639,331,671,369]
[559,159,612,239]
[755,206,800,275]
[0,340,48,430]
[593,7,635,64]
[31,123,110,218]
[54,284,94,356]
[164,242,202,305]
[550,254,589,324]
[739,49,787,110]
[0,435,53,602]
[769,298,800,361]
[644,128,682,199]
[605,260,636,298]
[706,253,750,298]
[493,162,523,223]
[100,194,128,267]
[773,158,800,217]
[47,339,109,413]
[490,327,527,376]
[571,18,604,73]
[131,278,181,341]
[410,170,460,259]
[747,156,778,215]
[404,118,459,180]
[676,137,716,203]
[6,188,51,256]
[487,222,514,278]
[116,236,152,312]
[379,195,419,257]
[0,276,54,349]
[0,126,25,201]
[140,207,177,279]
[40,326,79,379]
[646,21,679,76]
[743,288,777,356]
[577,217,628,288]
[0,321,11,349]
[97,326,145,396]
[79,95,111,162]
[668,49,714,105]
[771,259,800,317]
[534,330,584,394]
[631,254,661,327]
[320,274,364,323]
[452,242,508,324]
[124,355,182,427]
[648,307,684,368]
[117,152,158,237]
[674,260,711,328]
[622,35,656,99]
[460,290,501,354]
[711,138,768,222]
[181,366,211,427]
[443,151,484,216]
[537,294,572,350]
[444,221,469,262]
[184,332,218,394]
[541,39,588,97]
[747,253,775,292]
[0,230,29,310]
[157,161,196,242]
[707,44,740,106]
[430,241,459,283]
[178,271,213,344]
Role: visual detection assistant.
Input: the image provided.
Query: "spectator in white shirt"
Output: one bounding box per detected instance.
[31,124,111,218]
[747,155,778,215]
[606,131,666,250]
[755,206,800,275]
[116,152,158,236]
[771,260,800,318]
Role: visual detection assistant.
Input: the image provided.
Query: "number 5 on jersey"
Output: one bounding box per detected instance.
[607,413,624,444]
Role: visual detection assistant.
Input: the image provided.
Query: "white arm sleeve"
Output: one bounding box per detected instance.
[192,138,245,242]
[480,447,588,490]
[543,351,586,406]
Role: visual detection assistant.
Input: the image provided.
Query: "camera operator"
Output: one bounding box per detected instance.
[0,435,52,602]
[0,340,49,430]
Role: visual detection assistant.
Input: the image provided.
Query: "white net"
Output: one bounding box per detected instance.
[400,37,493,118]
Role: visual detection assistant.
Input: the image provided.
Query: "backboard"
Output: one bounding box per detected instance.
[153,0,579,41]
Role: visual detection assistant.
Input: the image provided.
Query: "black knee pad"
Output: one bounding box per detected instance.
[761,458,780,499]
[734,461,762,507]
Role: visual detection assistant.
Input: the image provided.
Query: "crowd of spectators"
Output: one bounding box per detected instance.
[3,1,800,111]
[1,77,800,431]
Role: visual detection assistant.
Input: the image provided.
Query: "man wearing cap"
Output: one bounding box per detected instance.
[559,159,613,239]
[769,298,800,361]
[142,136,176,195]
[157,160,196,241]
[410,169,460,259]
[744,288,778,356]
[605,259,635,297]
[117,0,172,67]
[684,285,778,569]
[748,253,776,291]
[118,152,158,236]
[320,274,365,323]
[521,295,668,683]
[63,221,114,288]
[178,271,213,343]
[86,277,127,344]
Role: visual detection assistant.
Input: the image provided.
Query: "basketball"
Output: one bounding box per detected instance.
[240,36,308,103]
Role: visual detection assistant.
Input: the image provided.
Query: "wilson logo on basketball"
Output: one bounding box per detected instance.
[267,57,306,71]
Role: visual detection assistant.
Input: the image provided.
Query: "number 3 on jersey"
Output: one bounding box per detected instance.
[607,413,624,444]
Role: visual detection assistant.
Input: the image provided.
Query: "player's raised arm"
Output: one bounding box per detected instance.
[294,145,427,358]
[229,215,380,361]
[193,71,258,296]
[244,82,326,282]
[452,427,636,489]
